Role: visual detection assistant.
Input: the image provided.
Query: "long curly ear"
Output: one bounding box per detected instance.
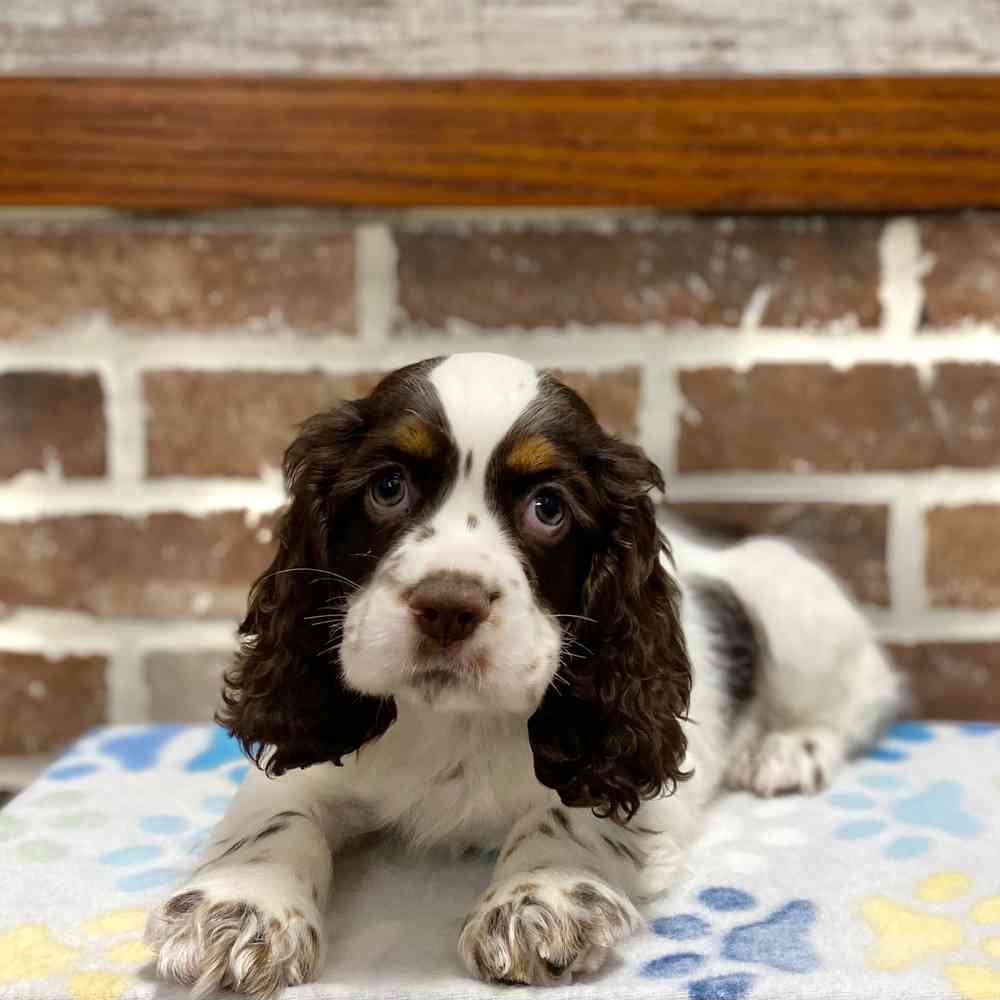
[527,439,692,823]
[217,404,397,776]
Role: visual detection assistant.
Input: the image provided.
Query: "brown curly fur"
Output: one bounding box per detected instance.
[526,404,692,824]
[217,398,399,776]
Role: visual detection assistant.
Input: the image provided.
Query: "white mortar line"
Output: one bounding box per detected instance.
[866,608,1000,643]
[106,645,150,724]
[0,609,237,654]
[3,326,1000,374]
[668,472,1000,504]
[356,222,396,345]
[886,491,927,621]
[0,477,286,519]
[103,361,146,481]
[878,217,930,343]
[640,360,686,478]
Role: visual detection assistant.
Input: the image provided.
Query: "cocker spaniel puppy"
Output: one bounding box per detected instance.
[146,353,902,995]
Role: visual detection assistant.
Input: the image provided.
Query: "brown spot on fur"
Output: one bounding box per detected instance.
[601,833,643,867]
[538,822,555,837]
[254,820,288,842]
[803,739,817,755]
[506,435,557,474]
[415,524,435,542]
[500,833,528,863]
[514,882,539,895]
[467,514,479,530]
[571,883,605,907]
[549,806,589,849]
[392,414,438,459]
[464,450,474,478]
[570,883,628,928]
[211,900,259,924]
[166,890,204,916]
[436,761,465,783]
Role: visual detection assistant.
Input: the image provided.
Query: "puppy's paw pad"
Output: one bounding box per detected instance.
[145,883,322,997]
[459,868,639,986]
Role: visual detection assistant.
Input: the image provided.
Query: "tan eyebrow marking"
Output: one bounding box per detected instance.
[392,415,438,458]
[506,435,557,474]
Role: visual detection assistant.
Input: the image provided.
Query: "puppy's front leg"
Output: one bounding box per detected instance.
[145,763,373,997]
[459,804,653,985]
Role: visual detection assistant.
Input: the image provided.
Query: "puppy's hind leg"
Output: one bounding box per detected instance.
[717,538,904,798]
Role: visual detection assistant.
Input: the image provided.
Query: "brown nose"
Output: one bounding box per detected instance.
[408,573,490,647]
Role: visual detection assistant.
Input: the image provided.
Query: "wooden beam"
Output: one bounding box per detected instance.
[1,76,998,210]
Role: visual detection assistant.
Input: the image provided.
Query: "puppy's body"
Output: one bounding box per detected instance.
[146,354,901,995]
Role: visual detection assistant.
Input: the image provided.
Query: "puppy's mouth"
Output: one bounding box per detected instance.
[409,645,491,692]
[411,667,461,690]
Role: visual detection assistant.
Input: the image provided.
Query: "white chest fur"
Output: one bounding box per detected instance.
[352,707,554,852]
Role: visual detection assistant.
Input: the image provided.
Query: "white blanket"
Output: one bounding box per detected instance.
[1,722,998,1000]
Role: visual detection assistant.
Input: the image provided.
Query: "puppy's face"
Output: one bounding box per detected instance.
[225,351,690,820]
[338,354,594,716]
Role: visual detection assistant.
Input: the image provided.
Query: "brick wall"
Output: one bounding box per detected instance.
[2,210,999,768]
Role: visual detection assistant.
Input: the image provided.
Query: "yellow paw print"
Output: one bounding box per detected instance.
[861,872,1000,1000]
[0,908,151,999]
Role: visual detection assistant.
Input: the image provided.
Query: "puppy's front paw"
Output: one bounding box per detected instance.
[144,869,323,997]
[459,868,640,986]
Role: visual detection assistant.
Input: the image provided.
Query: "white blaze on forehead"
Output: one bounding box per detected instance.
[429,354,539,472]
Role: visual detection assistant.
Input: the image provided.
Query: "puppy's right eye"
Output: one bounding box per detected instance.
[366,467,413,521]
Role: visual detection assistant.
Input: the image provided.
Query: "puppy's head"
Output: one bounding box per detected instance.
[220,353,691,821]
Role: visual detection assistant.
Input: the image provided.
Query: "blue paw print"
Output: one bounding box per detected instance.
[827,770,982,860]
[99,792,235,892]
[958,722,1000,735]
[642,887,819,998]
[44,725,248,783]
[864,720,995,763]
[864,721,934,763]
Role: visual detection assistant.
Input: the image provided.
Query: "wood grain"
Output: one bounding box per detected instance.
[1,77,999,210]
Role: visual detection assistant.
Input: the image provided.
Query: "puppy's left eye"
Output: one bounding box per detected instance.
[521,487,570,543]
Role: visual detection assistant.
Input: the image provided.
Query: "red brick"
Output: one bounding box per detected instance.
[926,505,1000,608]
[145,651,228,722]
[395,218,882,330]
[889,643,1000,721]
[0,227,356,337]
[669,502,889,606]
[0,653,107,755]
[920,215,1000,327]
[0,371,106,478]
[550,367,641,439]
[678,363,1000,473]
[145,370,384,477]
[928,364,1000,467]
[0,513,278,618]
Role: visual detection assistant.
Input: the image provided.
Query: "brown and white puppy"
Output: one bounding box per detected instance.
[145,353,902,996]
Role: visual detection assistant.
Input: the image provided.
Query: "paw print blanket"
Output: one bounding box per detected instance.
[0,721,998,1000]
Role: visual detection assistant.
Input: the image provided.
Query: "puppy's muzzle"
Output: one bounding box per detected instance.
[408,572,491,648]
